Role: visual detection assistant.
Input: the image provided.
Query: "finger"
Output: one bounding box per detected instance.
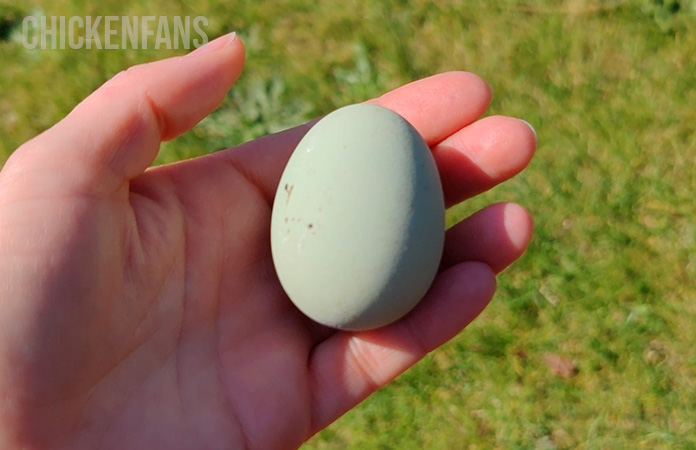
[442,202,534,273]
[223,71,492,203]
[9,32,244,195]
[300,202,532,348]
[367,71,491,145]
[433,115,537,207]
[308,261,496,433]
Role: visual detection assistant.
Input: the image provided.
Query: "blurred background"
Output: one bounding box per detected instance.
[1,0,695,448]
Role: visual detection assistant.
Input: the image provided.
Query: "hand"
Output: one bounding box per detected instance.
[0,33,535,450]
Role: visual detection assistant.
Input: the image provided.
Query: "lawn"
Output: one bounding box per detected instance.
[1,0,696,448]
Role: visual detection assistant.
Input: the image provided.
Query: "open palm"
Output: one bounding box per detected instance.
[0,33,536,450]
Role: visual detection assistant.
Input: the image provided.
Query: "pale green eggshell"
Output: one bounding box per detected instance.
[270,103,445,331]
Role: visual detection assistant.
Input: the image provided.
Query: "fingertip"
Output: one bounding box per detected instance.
[443,71,493,128]
[372,71,493,144]
[514,117,538,168]
[186,31,242,57]
[436,70,492,103]
[443,202,534,273]
[433,115,536,205]
[218,32,246,85]
[454,71,493,111]
[167,31,246,119]
[476,115,537,180]
[502,202,534,257]
[224,34,246,85]
[518,119,538,146]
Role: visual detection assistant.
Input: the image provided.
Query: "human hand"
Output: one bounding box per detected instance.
[0,33,535,450]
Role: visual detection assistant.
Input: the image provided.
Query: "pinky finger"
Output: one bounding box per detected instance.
[307,261,496,435]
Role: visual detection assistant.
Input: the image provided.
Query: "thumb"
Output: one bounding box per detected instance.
[4,32,244,196]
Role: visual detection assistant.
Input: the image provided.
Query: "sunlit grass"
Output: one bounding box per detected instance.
[1,0,696,448]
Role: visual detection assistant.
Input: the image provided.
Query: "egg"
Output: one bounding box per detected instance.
[270,103,445,331]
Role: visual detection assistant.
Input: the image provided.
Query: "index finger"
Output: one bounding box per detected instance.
[223,71,492,204]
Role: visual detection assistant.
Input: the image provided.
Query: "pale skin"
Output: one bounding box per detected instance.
[0,33,536,449]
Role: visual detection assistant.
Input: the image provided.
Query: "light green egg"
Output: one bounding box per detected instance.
[270,103,445,331]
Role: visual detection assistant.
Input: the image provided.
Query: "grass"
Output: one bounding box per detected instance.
[2,0,696,448]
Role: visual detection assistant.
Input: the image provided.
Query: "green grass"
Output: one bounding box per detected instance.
[2,0,696,448]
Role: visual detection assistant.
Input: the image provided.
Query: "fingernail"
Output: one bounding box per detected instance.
[520,119,538,144]
[189,31,237,56]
